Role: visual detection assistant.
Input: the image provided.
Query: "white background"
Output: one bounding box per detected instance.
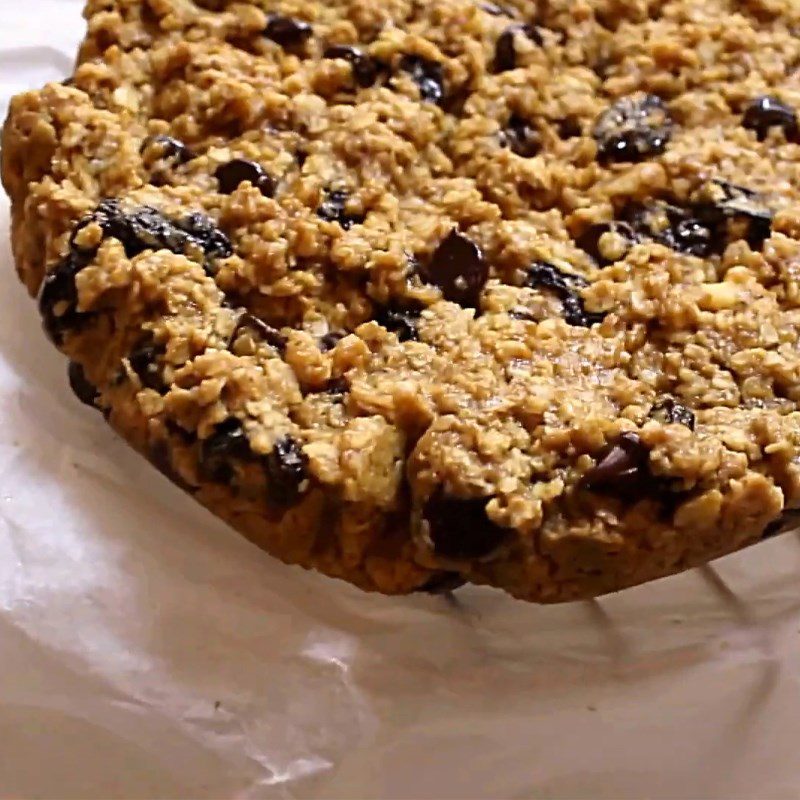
[2,2,800,798]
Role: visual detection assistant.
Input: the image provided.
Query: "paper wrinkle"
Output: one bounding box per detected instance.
[3,3,800,798]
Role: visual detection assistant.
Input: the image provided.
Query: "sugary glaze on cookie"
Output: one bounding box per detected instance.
[4,0,800,601]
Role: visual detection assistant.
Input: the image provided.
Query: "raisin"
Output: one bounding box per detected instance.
[649,398,695,430]
[265,436,309,506]
[39,252,92,344]
[264,15,313,48]
[317,189,365,230]
[593,93,672,163]
[140,135,195,166]
[417,571,467,594]
[580,432,651,495]
[399,55,445,105]
[494,24,542,72]
[525,262,606,328]
[323,45,379,87]
[422,491,511,561]
[67,361,99,408]
[742,96,798,142]
[375,305,422,342]
[499,113,541,157]
[575,220,638,265]
[215,159,275,197]
[319,331,346,351]
[129,343,167,392]
[423,230,488,309]
[200,418,253,483]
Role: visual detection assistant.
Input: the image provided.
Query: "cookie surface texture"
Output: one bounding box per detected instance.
[4,0,800,602]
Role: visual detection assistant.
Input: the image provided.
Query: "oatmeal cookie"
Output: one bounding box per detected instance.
[4,0,800,602]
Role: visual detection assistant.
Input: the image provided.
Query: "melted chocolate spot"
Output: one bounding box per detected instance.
[265,435,309,506]
[67,361,99,408]
[215,159,275,197]
[399,55,445,104]
[323,45,379,87]
[494,24,542,72]
[593,94,672,163]
[649,398,696,430]
[581,432,651,495]
[742,96,799,142]
[264,15,313,48]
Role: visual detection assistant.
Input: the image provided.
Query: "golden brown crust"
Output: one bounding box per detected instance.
[4,0,800,601]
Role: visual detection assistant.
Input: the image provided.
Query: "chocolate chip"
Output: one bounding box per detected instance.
[494,24,542,72]
[556,116,583,139]
[323,376,350,396]
[67,361,99,408]
[39,252,92,344]
[215,159,275,197]
[422,491,511,560]
[375,304,422,342]
[580,432,650,495]
[525,262,606,327]
[742,96,798,142]
[231,312,287,352]
[399,55,445,105]
[649,398,695,430]
[265,435,309,506]
[264,14,313,48]
[575,220,638,265]
[622,203,714,258]
[176,212,234,265]
[696,180,774,251]
[763,510,800,539]
[129,343,166,392]
[417,571,467,594]
[149,439,193,493]
[140,135,195,165]
[423,230,488,309]
[593,93,672,163]
[323,45,379,87]
[200,418,253,483]
[317,189,365,230]
[319,331,346,351]
[499,113,541,157]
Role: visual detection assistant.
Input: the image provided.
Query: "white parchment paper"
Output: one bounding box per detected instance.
[2,3,800,798]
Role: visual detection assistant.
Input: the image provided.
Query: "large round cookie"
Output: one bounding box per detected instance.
[4,0,800,602]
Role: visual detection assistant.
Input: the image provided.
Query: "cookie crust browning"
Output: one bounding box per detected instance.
[4,0,800,602]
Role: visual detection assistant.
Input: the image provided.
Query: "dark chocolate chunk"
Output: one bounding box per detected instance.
[399,55,445,105]
[763,510,800,539]
[265,435,309,506]
[622,203,714,258]
[129,343,167,393]
[580,432,651,495]
[264,14,313,48]
[593,94,672,163]
[375,305,422,342]
[38,252,92,344]
[494,23,542,72]
[177,212,234,264]
[215,159,275,197]
[230,312,286,352]
[417,571,467,594]
[67,361,99,408]
[575,220,638,265]
[742,95,798,142]
[696,180,774,251]
[525,262,606,327]
[140,135,195,165]
[319,331,346,352]
[499,113,541,157]
[323,44,379,87]
[317,189,365,230]
[556,116,583,139]
[423,491,511,560]
[424,230,488,309]
[649,398,696,430]
[200,418,253,483]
